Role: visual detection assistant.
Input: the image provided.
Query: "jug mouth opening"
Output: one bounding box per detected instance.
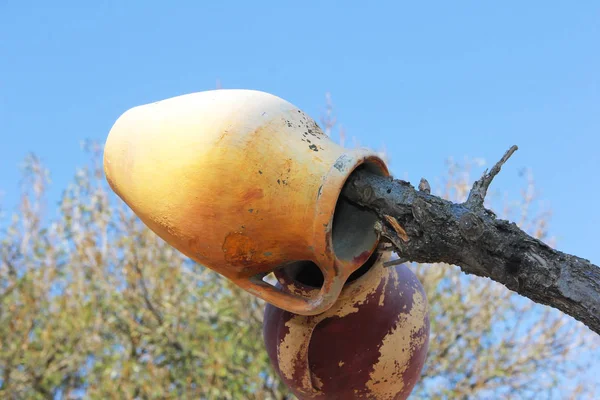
[330,160,387,264]
[277,251,380,290]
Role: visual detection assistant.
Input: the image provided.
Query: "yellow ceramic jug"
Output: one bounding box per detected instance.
[103,89,389,315]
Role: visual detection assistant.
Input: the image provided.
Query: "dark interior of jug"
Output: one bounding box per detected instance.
[281,250,380,289]
[331,161,386,263]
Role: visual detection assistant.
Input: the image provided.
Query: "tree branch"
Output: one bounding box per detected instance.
[343,146,600,335]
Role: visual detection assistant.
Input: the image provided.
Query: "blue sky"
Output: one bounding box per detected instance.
[1,2,598,266]
[1,0,599,389]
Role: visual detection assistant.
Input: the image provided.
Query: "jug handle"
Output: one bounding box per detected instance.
[243,268,347,316]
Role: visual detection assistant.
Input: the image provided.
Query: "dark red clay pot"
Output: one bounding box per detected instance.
[263,252,430,400]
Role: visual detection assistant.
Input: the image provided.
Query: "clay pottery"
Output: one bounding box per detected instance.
[263,251,430,400]
[103,89,389,315]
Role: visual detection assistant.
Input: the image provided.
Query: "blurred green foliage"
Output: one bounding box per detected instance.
[0,137,597,399]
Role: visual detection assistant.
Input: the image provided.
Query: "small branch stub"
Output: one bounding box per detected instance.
[418,178,431,194]
[466,145,518,208]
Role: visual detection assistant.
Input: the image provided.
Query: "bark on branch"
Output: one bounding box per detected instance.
[343,146,600,335]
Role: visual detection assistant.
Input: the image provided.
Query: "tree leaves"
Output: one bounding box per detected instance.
[0,148,597,399]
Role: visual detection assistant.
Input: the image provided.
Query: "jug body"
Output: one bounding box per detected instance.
[103,89,389,315]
